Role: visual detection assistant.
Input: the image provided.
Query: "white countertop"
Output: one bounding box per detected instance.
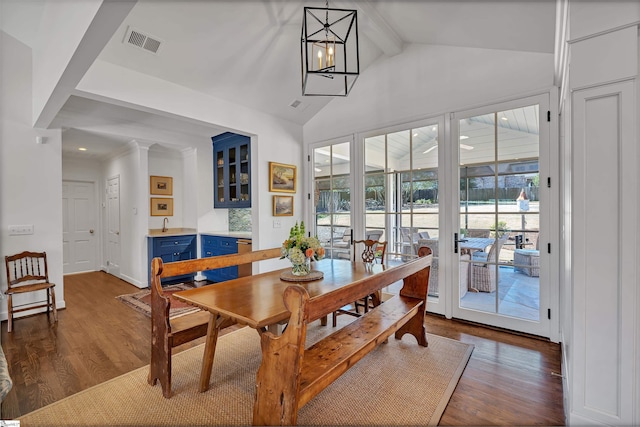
[200,231,252,239]
[147,229,252,239]
[147,228,197,237]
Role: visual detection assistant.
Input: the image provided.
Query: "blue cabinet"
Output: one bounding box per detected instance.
[147,234,197,285]
[213,132,251,208]
[201,235,238,282]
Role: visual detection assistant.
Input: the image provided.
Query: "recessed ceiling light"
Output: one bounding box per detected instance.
[431,126,436,132]
[460,144,474,150]
[78,147,87,151]
[413,133,418,137]
[459,135,469,140]
[501,116,508,121]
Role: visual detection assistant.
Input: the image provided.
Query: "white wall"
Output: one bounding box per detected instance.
[304,43,554,143]
[148,149,184,230]
[560,2,640,425]
[78,60,302,274]
[103,146,145,286]
[1,31,65,319]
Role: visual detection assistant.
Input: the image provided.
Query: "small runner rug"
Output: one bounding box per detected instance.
[115,283,200,319]
[19,317,473,426]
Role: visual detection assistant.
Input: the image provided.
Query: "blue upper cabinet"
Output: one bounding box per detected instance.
[213,132,251,208]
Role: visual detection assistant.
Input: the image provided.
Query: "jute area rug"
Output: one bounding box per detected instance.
[19,315,473,426]
[116,283,200,319]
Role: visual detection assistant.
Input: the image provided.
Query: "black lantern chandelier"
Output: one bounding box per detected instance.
[301,1,359,96]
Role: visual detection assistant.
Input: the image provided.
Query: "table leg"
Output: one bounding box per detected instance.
[199,313,226,393]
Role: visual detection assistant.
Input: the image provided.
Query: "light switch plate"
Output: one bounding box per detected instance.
[273,219,281,228]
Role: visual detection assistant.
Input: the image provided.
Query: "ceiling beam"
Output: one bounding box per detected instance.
[33,0,136,128]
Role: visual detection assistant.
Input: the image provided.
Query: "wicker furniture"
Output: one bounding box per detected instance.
[470,235,509,293]
[332,227,352,259]
[417,239,470,298]
[514,249,540,277]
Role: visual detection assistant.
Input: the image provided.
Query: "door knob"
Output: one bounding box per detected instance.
[116,231,120,235]
[89,229,94,234]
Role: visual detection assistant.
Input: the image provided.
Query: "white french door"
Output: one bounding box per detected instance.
[450,94,552,337]
[359,117,447,315]
[306,94,555,338]
[310,138,353,260]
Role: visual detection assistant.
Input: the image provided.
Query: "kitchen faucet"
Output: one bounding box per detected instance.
[162,217,169,232]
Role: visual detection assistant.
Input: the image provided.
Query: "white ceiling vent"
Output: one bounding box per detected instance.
[124,26,163,54]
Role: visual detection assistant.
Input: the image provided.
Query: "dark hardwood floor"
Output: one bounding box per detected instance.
[1,271,565,425]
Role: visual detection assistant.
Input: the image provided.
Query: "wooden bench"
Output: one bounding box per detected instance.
[148,247,282,398]
[253,249,433,425]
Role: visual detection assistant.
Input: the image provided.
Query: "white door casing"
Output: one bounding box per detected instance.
[107,176,121,277]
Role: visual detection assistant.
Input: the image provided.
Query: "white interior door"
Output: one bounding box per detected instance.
[62,181,97,274]
[107,176,121,277]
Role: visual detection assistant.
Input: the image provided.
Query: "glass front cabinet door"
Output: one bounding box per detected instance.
[213,132,251,208]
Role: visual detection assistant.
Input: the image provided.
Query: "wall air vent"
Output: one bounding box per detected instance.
[123,26,163,54]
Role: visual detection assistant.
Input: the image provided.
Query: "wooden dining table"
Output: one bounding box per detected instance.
[173,258,388,393]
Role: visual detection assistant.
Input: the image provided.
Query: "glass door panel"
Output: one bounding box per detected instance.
[363,121,443,314]
[455,101,546,336]
[314,142,352,260]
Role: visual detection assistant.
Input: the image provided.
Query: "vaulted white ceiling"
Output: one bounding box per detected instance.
[1,0,557,159]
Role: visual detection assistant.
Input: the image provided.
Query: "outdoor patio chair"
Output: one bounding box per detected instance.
[417,238,470,298]
[400,227,420,260]
[470,234,509,292]
[332,228,352,259]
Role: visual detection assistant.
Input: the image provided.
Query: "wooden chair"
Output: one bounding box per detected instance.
[332,238,388,326]
[4,251,58,333]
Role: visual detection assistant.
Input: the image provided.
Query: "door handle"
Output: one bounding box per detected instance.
[115,231,120,235]
[453,233,468,254]
[89,229,94,234]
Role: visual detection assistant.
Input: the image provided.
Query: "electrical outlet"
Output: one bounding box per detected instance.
[273,219,281,228]
[9,224,34,235]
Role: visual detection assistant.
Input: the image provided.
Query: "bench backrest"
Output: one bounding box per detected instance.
[253,252,432,425]
[302,254,432,323]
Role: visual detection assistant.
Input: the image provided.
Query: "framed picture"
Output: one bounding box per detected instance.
[150,176,173,195]
[150,198,174,216]
[273,195,294,216]
[269,162,296,193]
